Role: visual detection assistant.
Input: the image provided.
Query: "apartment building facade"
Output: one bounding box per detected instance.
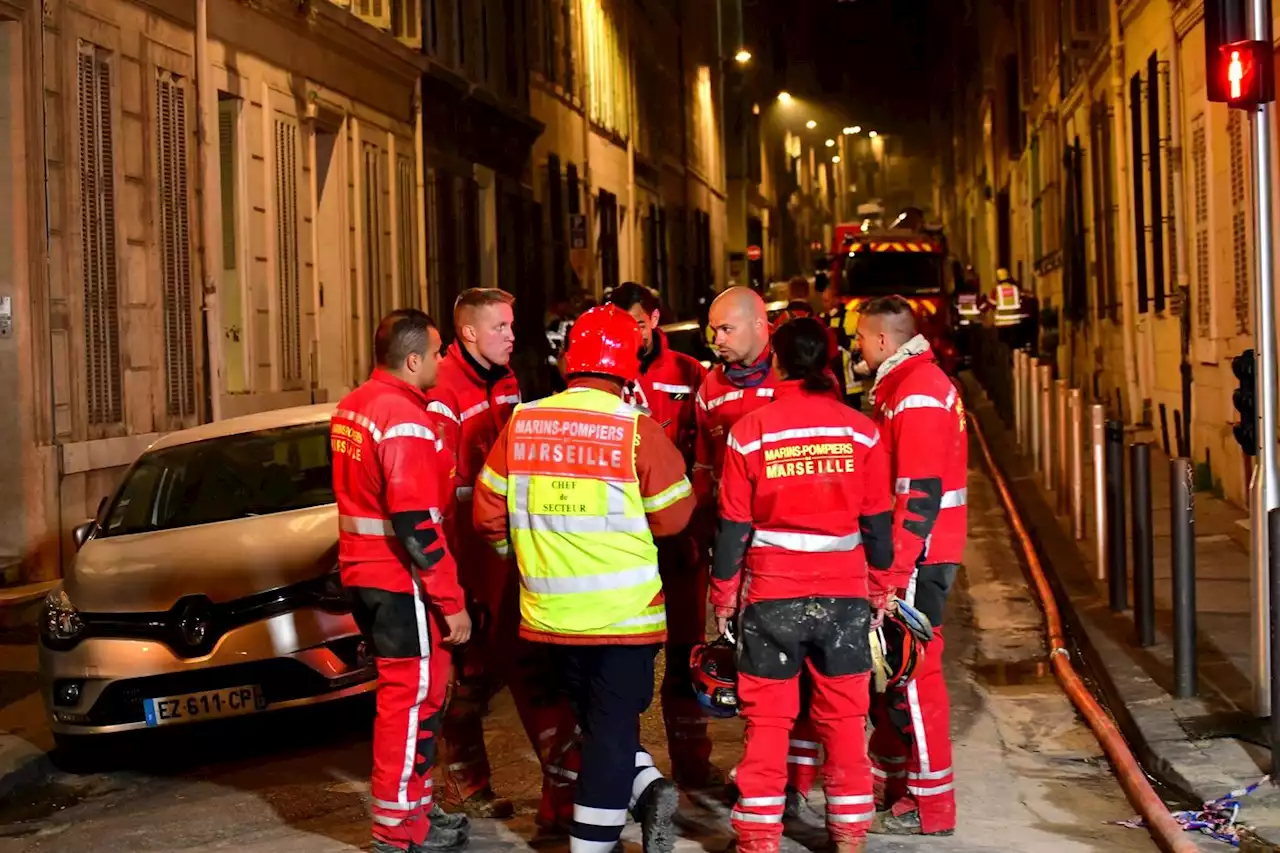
[943,0,1280,506]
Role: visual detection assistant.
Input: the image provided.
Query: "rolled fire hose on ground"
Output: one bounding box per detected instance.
[967,409,1200,853]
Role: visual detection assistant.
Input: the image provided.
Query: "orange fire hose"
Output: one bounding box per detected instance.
[967,410,1199,853]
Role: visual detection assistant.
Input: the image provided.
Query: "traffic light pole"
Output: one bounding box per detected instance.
[1248,0,1279,717]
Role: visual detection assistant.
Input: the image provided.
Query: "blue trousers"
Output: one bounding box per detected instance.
[547,643,665,853]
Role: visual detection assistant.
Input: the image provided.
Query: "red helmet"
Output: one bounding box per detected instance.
[690,638,739,718]
[871,610,928,692]
[564,304,642,383]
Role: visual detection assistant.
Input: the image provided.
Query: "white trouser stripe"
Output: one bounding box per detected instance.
[828,810,876,824]
[731,810,783,824]
[787,756,819,765]
[906,679,931,773]
[908,782,955,796]
[631,766,663,808]
[570,840,620,853]
[574,805,628,826]
[738,796,787,806]
[826,794,875,805]
[789,739,820,750]
[396,589,431,808]
[910,767,953,781]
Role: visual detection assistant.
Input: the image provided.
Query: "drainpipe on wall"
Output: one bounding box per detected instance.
[196,0,224,422]
[624,0,636,282]
[1109,0,1142,422]
[1167,12,1192,458]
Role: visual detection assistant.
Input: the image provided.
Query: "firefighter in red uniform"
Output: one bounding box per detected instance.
[711,317,897,853]
[608,282,713,786]
[426,288,577,823]
[331,310,473,853]
[855,296,966,837]
[695,286,829,809]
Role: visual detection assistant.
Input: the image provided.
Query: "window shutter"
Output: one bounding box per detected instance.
[393,0,421,48]
[218,100,238,269]
[1191,116,1211,340]
[1229,111,1250,336]
[395,155,418,309]
[156,71,196,419]
[353,0,390,29]
[78,44,123,427]
[274,116,303,384]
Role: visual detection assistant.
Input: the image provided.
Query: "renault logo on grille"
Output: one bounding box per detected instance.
[176,598,214,650]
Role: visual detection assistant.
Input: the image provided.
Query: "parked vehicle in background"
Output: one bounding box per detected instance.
[39,404,373,751]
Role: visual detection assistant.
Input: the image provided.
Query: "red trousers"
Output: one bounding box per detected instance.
[868,627,955,834]
[350,586,452,850]
[438,547,578,822]
[658,536,714,782]
[733,665,874,852]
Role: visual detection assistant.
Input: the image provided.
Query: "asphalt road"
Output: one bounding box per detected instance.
[0,449,1170,852]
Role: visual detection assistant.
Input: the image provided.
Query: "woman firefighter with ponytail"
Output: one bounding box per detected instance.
[707,317,901,853]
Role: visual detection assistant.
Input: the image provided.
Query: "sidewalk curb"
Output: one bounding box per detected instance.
[0,736,54,803]
[962,375,1280,842]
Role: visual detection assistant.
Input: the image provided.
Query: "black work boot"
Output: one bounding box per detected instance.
[429,803,471,832]
[869,808,954,837]
[449,787,514,820]
[783,786,806,819]
[636,777,680,853]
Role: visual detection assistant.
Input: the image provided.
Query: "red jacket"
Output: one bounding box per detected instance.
[426,345,522,503]
[710,382,894,614]
[331,370,465,614]
[693,349,840,505]
[622,329,707,467]
[870,343,968,588]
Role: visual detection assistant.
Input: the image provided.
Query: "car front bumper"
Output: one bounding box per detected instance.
[40,607,375,735]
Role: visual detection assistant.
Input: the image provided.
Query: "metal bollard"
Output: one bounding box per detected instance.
[1091,405,1107,580]
[1070,389,1085,539]
[1106,420,1127,611]
[1056,380,1069,512]
[1013,351,1025,448]
[1029,357,1041,468]
[1040,366,1054,490]
[1269,509,1280,775]
[1131,442,1155,647]
[1170,457,1197,698]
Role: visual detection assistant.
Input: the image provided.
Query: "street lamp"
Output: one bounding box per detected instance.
[806,119,817,129]
[832,155,841,163]
[777,91,793,104]
[734,48,752,64]
[825,138,835,147]
[868,130,878,138]
[842,126,855,135]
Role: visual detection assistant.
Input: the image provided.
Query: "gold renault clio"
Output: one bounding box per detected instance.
[39,404,375,747]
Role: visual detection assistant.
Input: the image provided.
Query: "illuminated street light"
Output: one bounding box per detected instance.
[734,49,753,64]
[777,91,793,104]
[852,125,862,134]
[806,119,817,129]
[825,138,835,147]
[842,126,856,135]
[832,155,841,163]
[868,130,878,138]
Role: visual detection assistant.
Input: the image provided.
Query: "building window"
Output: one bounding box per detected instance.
[481,2,490,83]
[456,0,467,69]
[598,189,619,296]
[274,116,303,385]
[395,154,419,309]
[353,0,391,30]
[156,70,196,419]
[78,42,123,427]
[1089,99,1117,322]
[362,144,389,326]
[392,0,421,48]
[218,95,247,393]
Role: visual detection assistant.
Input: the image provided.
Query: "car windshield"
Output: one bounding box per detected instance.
[844,253,946,297]
[100,423,333,537]
[662,325,716,365]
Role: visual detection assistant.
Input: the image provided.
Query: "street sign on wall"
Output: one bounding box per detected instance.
[746,245,763,262]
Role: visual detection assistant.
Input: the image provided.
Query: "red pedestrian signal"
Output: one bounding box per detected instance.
[1218,40,1274,109]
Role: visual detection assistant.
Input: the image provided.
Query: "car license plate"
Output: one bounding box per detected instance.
[142,685,266,727]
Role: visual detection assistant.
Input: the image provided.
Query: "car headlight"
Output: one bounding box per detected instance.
[42,588,85,645]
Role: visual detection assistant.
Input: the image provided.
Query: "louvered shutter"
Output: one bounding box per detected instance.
[1229,111,1250,336]
[156,71,196,419]
[78,44,123,427]
[274,117,303,384]
[353,0,391,31]
[395,155,418,308]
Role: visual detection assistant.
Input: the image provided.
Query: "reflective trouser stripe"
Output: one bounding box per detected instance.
[753,530,862,552]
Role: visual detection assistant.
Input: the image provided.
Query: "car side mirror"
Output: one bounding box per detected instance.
[72,520,96,551]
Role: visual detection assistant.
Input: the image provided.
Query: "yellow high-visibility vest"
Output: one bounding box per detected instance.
[993,285,1024,327]
[479,387,676,641]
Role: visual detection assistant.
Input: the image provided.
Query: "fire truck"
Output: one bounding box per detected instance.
[827,219,962,375]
